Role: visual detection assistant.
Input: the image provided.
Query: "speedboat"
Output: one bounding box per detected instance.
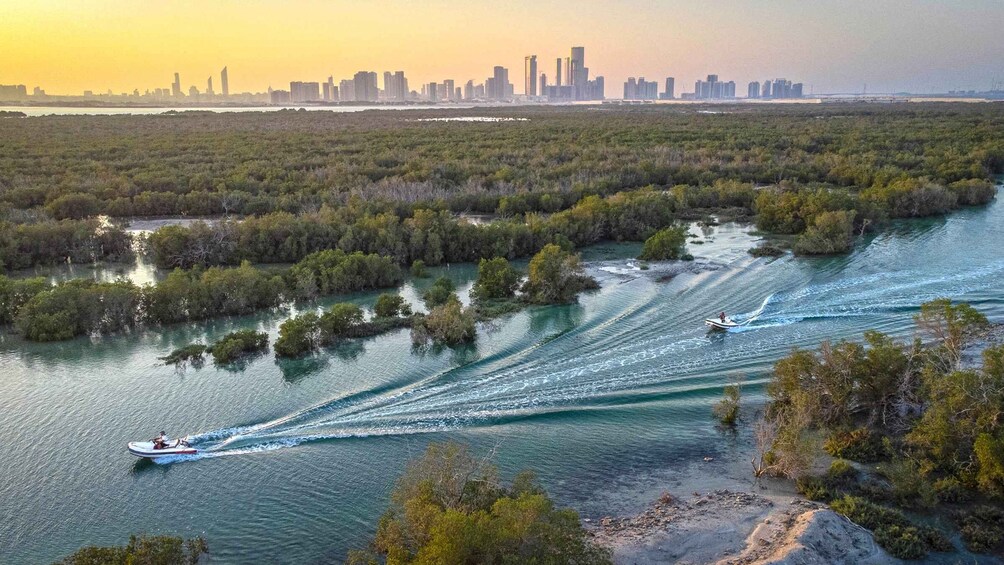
[127,437,197,459]
[705,316,740,330]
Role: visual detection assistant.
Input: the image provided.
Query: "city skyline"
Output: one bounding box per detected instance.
[2,1,1002,96]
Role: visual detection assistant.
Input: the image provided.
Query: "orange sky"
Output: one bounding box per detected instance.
[1,0,1002,95]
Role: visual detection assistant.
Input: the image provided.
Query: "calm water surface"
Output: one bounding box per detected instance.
[2,197,1003,564]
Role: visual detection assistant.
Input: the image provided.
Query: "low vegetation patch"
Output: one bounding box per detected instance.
[159,344,208,367]
[347,442,611,565]
[209,329,268,364]
[54,534,207,565]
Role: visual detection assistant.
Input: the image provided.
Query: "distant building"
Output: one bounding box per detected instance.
[487,65,511,100]
[339,79,355,101]
[624,77,658,100]
[525,55,537,96]
[693,74,736,100]
[206,76,214,96]
[760,79,802,99]
[0,84,28,99]
[290,81,321,102]
[464,79,475,100]
[540,73,548,96]
[270,89,291,104]
[660,77,675,100]
[443,79,455,101]
[555,58,562,87]
[748,81,760,99]
[426,82,438,102]
[353,71,378,102]
[221,67,229,97]
[172,73,182,97]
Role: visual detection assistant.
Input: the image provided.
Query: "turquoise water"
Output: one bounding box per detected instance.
[2,198,1003,564]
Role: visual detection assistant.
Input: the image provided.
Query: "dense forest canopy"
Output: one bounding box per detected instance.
[0,104,1001,219]
[1,103,999,273]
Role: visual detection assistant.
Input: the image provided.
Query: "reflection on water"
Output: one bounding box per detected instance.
[2,201,1003,564]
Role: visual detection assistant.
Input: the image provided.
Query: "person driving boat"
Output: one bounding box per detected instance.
[153,431,167,449]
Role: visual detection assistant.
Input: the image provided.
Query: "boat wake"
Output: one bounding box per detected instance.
[157,258,1004,464]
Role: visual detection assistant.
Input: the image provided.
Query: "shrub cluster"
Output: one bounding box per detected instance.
[208,330,269,364]
[2,249,400,341]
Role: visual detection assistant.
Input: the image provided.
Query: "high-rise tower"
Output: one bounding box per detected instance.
[220,67,229,97]
[525,55,537,96]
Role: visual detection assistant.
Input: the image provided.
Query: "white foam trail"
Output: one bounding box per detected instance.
[171,256,1003,462]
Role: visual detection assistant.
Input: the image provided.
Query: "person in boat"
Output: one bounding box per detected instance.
[153,431,167,450]
[719,312,726,323]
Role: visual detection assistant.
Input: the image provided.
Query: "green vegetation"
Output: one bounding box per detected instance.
[53,534,207,565]
[471,257,522,301]
[758,298,1004,558]
[374,293,411,318]
[2,106,996,273]
[274,303,373,358]
[159,344,208,367]
[638,225,688,260]
[410,259,428,277]
[0,219,134,271]
[412,297,477,347]
[713,381,742,426]
[522,244,598,304]
[15,279,141,341]
[208,329,268,364]
[348,441,611,565]
[1,248,401,342]
[0,275,48,324]
[747,244,785,258]
[422,276,457,308]
[793,210,855,255]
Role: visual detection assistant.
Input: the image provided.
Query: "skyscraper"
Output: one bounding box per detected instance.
[396,71,408,101]
[748,81,760,99]
[624,77,658,100]
[220,67,229,97]
[525,55,537,96]
[555,58,562,87]
[540,73,548,96]
[570,47,586,87]
[489,66,510,100]
[326,76,335,101]
[172,73,182,97]
[353,71,378,102]
[443,79,455,101]
[339,79,354,101]
[664,77,675,99]
[206,76,214,96]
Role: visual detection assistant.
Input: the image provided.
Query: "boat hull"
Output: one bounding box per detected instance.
[704,319,739,330]
[127,441,198,459]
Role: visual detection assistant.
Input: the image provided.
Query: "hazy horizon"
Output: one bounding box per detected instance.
[2,0,1003,96]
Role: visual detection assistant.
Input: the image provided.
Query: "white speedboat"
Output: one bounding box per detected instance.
[127,437,197,459]
[705,316,740,330]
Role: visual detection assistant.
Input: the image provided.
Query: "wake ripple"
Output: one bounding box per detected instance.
[164,258,1004,463]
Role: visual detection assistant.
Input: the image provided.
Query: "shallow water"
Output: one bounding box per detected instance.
[2,197,1003,563]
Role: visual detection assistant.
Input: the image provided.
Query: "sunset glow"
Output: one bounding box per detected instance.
[2,0,1002,95]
